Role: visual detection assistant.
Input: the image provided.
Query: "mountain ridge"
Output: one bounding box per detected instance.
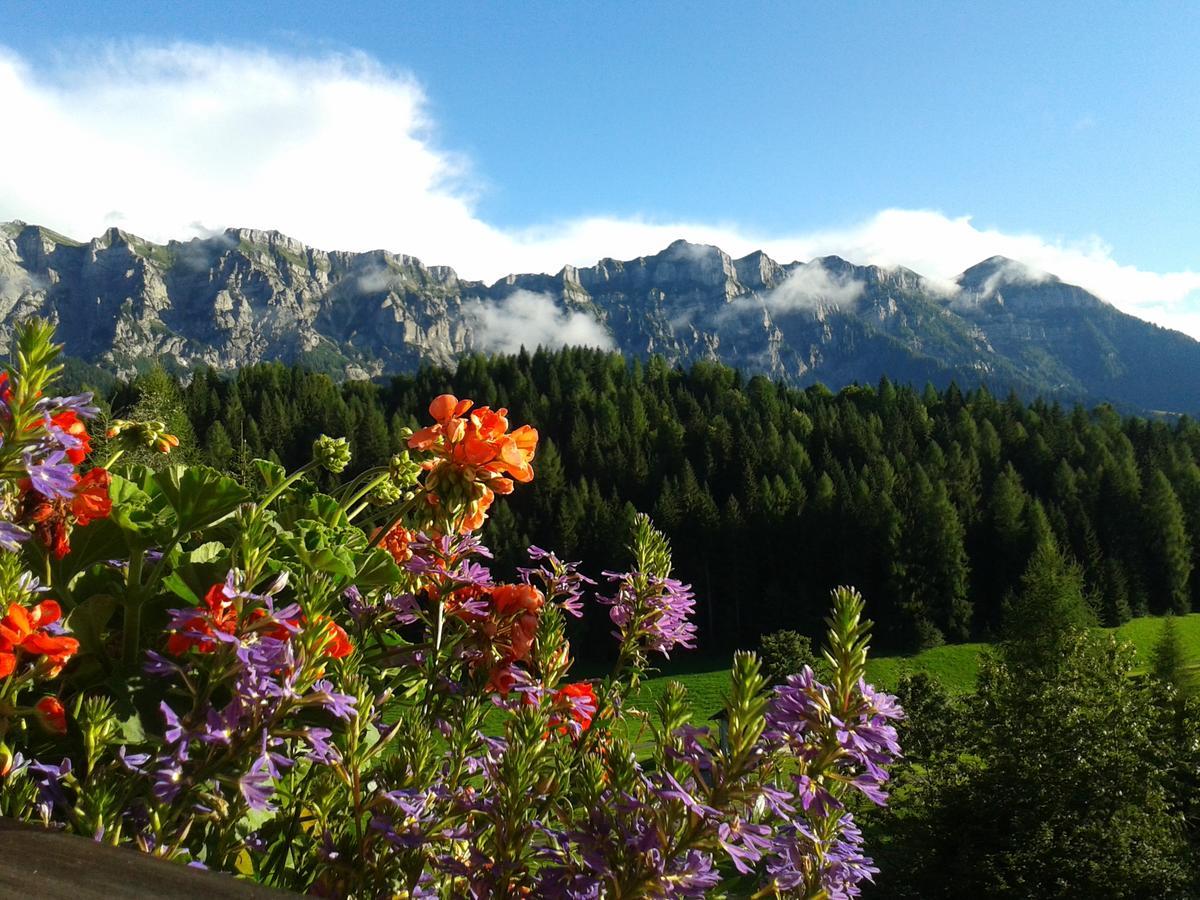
[1,220,1198,414]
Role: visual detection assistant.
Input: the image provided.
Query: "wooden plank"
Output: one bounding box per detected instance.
[0,818,294,898]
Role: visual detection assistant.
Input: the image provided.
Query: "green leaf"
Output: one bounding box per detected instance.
[306,547,357,579]
[355,547,402,586]
[186,541,228,564]
[161,571,201,606]
[253,458,288,492]
[306,493,349,528]
[48,519,129,597]
[154,465,251,533]
[66,594,118,658]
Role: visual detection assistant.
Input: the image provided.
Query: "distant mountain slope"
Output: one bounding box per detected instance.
[2,221,1198,412]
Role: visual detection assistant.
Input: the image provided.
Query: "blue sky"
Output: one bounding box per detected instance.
[1,1,1198,332]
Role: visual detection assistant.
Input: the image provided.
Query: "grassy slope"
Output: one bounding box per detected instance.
[628,613,1200,728]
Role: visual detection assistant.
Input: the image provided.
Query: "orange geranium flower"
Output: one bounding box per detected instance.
[18,468,113,559]
[51,411,92,465]
[317,617,353,659]
[408,394,538,532]
[0,599,79,677]
[167,583,238,655]
[550,681,598,735]
[382,524,414,564]
[248,610,354,660]
[491,583,544,616]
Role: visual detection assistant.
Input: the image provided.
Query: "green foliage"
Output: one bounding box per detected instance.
[1001,539,1096,672]
[758,629,818,684]
[870,634,1196,897]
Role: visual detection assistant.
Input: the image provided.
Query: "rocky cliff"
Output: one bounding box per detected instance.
[2,221,1198,413]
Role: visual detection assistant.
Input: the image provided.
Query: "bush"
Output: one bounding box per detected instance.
[759,629,818,685]
[0,321,901,897]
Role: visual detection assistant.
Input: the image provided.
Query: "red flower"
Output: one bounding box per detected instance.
[381,524,414,564]
[0,600,79,677]
[72,468,111,525]
[52,411,92,465]
[17,468,112,559]
[551,682,598,735]
[408,394,538,532]
[34,697,68,735]
[245,610,354,660]
[491,584,544,616]
[318,618,353,659]
[167,584,238,655]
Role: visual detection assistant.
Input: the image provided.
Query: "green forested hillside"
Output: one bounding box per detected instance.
[96,348,1200,656]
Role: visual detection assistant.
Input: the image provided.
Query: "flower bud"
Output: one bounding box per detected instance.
[35,696,68,735]
[0,741,15,776]
[313,435,352,474]
[368,479,403,506]
[388,451,422,487]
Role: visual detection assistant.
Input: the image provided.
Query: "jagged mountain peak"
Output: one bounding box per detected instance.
[0,220,1197,414]
[956,255,1057,292]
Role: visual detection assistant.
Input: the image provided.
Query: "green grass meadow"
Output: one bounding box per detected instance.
[627,613,1200,730]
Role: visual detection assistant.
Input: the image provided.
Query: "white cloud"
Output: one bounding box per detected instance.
[762,262,866,314]
[1,43,1199,337]
[464,290,613,354]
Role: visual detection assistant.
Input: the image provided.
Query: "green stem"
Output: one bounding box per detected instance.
[343,470,389,512]
[121,550,146,671]
[258,459,319,511]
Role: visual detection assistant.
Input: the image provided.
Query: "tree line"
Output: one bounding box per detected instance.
[97,347,1200,656]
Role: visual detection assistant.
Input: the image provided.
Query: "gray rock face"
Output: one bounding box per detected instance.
[2,221,1199,413]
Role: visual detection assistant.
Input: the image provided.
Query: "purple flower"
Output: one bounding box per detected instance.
[307,678,357,720]
[43,412,85,454]
[27,758,71,819]
[23,449,76,500]
[520,546,594,618]
[599,570,698,657]
[159,702,191,756]
[239,762,275,812]
[151,757,185,803]
[666,850,720,898]
[654,772,719,820]
[298,727,340,765]
[0,521,29,552]
[386,592,422,625]
[144,650,181,677]
[198,704,242,746]
[117,746,151,774]
[37,392,100,419]
[717,819,774,874]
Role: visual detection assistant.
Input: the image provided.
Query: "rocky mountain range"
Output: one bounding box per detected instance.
[2,220,1199,413]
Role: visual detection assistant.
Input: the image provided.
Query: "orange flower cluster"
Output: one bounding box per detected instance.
[0,599,79,678]
[444,582,545,693]
[20,468,113,559]
[408,394,538,532]
[168,583,353,660]
[381,524,415,565]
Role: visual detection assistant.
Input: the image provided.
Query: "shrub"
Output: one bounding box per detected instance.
[0,321,901,897]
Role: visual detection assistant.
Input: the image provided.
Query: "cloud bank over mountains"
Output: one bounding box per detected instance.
[2,42,1198,337]
[464,291,615,354]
